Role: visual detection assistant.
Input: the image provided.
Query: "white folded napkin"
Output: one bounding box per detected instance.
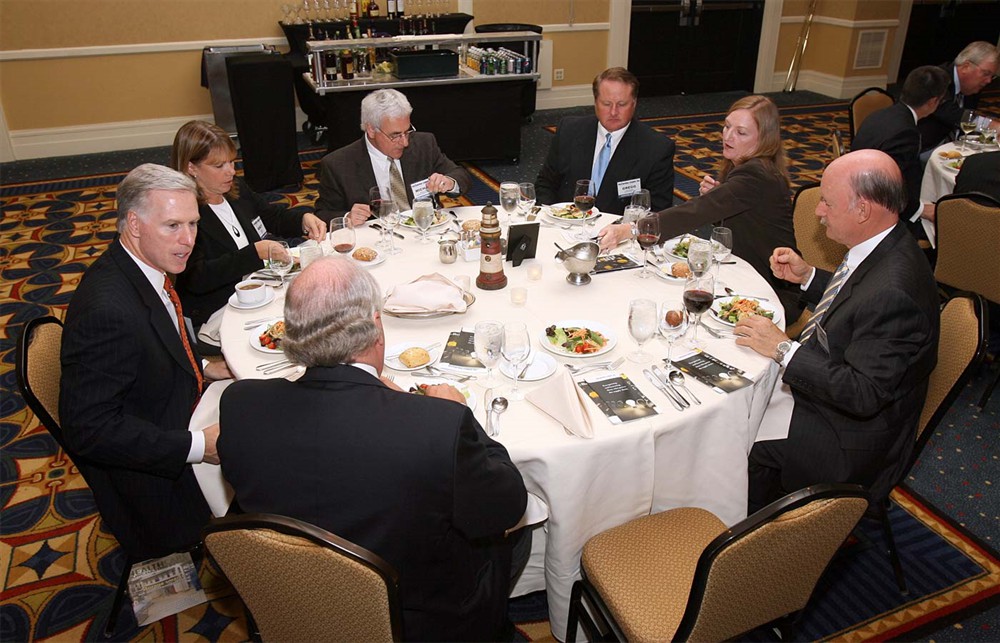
[384,273,468,314]
[526,367,595,439]
[188,380,235,517]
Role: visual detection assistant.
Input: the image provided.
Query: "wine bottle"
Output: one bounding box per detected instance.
[387,0,396,18]
[396,0,405,16]
[368,0,379,18]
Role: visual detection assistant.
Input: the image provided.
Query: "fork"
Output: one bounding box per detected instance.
[421,365,472,382]
[567,356,625,376]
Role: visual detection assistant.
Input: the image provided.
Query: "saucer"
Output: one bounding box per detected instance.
[229,286,275,310]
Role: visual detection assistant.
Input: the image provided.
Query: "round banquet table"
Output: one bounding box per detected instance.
[217,205,789,639]
[920,141,999,247]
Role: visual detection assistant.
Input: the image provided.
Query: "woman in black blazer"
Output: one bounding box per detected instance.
[172,121,326,340]
[599,95,802,319]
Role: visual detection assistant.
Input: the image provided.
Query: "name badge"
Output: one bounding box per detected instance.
[816,324,830,355]
[617,179,641,198]
[410,179,431,201]
[251,217,266,237]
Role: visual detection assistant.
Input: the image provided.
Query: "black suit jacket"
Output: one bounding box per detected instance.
[218,365,527,642]
[314,133,472,222]
[535,115,675,215]
[60,241,211,561]
[177,178,305,324]
[656,158,801,319]
[954,151,1000,202]
[778,224,939,501]
[918,62,980,152]
[851,102,924,225]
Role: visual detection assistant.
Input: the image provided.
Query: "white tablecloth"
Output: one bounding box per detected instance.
[214,206,790,638]
[920,141,998,247]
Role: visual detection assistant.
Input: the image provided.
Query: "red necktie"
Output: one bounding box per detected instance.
[163,277,204,402]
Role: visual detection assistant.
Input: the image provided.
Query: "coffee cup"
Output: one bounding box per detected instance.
[235,279,267,305]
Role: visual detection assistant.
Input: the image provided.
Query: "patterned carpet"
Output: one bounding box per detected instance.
[3,101,999,640]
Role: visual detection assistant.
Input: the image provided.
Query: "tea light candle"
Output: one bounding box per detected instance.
[527,263,543,281]
[510,286,528,306]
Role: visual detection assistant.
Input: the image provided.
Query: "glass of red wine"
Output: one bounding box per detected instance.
[635,215,660,279]
[329,217,356,257]
[573,179,595,215]
[683,273,715,348]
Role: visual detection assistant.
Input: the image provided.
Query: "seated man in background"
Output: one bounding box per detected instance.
[314,88,472,225]
[918,40,999,155]
[732,150,939,513]
[218,256,528,642]
[851,65,950,238]
[954,150,1000,202]
[61,164,231,562]
[536,67,675,215]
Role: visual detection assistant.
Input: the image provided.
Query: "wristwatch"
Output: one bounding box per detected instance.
[773,340,792,364]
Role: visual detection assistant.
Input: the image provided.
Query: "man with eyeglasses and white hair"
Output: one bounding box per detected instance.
[315,88,472,225]
[918,40,999,155]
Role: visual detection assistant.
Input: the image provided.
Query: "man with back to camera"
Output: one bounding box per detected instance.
[60,163,232,562]
[851,65,950,237]
[218,256,528,641]
[732,150,939,512]
[314,88,472,226]
[918,41,998,155]
[535,66,676,215]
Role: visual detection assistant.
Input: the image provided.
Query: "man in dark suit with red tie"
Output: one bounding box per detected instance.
[61,164,231,561]
[535,67,676,215]
[733,150,939,512]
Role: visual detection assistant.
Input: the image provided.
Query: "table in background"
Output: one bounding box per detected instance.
[219,206,786,638]
[920,141,999,246]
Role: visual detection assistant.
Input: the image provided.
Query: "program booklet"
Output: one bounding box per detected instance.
[671,351,753,393]
[592,254,642,274]
[439,330,485,370]
[579,373,658,424]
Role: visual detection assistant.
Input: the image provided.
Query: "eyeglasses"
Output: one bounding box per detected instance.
[967,60,999,83]
[376,124,416,143]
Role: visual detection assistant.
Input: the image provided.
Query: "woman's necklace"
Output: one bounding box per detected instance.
[211,198,242,237]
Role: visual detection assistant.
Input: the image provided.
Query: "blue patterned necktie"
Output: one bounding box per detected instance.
[799,257,850,342]
[591,133,612,194]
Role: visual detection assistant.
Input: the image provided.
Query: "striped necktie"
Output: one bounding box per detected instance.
[163,277,204,403]
[591,133,612,194]
[799,257,850,343]
[388,157,409,211]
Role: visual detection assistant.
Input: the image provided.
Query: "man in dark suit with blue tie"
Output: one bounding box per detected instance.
[536,67,676,215]
[61,164,231,561]
[733,150,939,512]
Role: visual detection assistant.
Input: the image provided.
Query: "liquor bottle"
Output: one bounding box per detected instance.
[396,0,405,17]
[476,203,507,291]
[368,0,380,18]
[387,0,396,18]
[349,0,359,19]
[340,49,355,80]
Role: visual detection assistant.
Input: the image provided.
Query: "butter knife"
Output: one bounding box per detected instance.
[370,222,405,239]
[651,365,691,407]
[643,369,685,411]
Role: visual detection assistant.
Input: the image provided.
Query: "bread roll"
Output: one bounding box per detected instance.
[399,347,431,368]
[671,262,692,278]
[461,219,481,232]
[352,247,378,261]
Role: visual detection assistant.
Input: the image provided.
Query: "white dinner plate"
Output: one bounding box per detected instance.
[349,246,386,268]
[940,157,964,173]
[228,285,276,310]
[250,318,285,354]
[384,341,444,371]
[500,351,558,381]
[398,209,451,231]
[539,319,617,358]
[406,380,477,409]
[650,259,690,282]
[664,235,700,261]
[709,297,782,327]
[544,202,601,224]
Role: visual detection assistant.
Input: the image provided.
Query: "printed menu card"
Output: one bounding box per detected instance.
[439,330,484,369]
[671,351,753,393]
[578,373,658,424]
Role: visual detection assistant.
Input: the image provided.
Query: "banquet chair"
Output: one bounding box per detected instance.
[871,292,988,593]
[933,192,1000,409]
[203,513,403,642]
[787,184,848,338]
[848,87,893,140]
[15,315,137,638]
[565,484,868,643]
[830,129,845,159]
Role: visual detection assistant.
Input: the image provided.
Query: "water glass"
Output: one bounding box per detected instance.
[710,226,733,286]
[627,299,658,363]
[502,321,531,400]
[518,182,536,217]
[622,205,645,255]
[659,304,689,366]
[267,241,293,288]
[687,239,712,277]
[474,321,503,388]
[412,199,435,244]
[499,182,520,223]
[630,188,651,212]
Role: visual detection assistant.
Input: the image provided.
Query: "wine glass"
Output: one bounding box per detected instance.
[573,179,595,215]
[501,321,531,400]
[960,109,977,151]
[659,304,689,367]
[710,226,733,287]
[268,241,293,288]
[370,186,389,249]
[474,320,503,388]
[412,198,435,244]
[622,205,644,255]
[627,298,658,363]
[518,182,536,217]
[687,239,712,277]
[630,188,651,213]
[329,217,356,256]
[635,215,660,279]
[683,273,716,349]
[499,181,520,223]
[381,197,402,255]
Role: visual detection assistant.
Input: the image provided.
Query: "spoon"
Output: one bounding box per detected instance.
[668,369,702,405]
[489,396,509,437]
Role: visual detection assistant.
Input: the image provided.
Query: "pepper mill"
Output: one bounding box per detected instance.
[476,203,507,290]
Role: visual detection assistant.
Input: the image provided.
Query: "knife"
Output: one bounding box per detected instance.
[643,369,685,411]
[371,222,405,239]
[651,365,691,407]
